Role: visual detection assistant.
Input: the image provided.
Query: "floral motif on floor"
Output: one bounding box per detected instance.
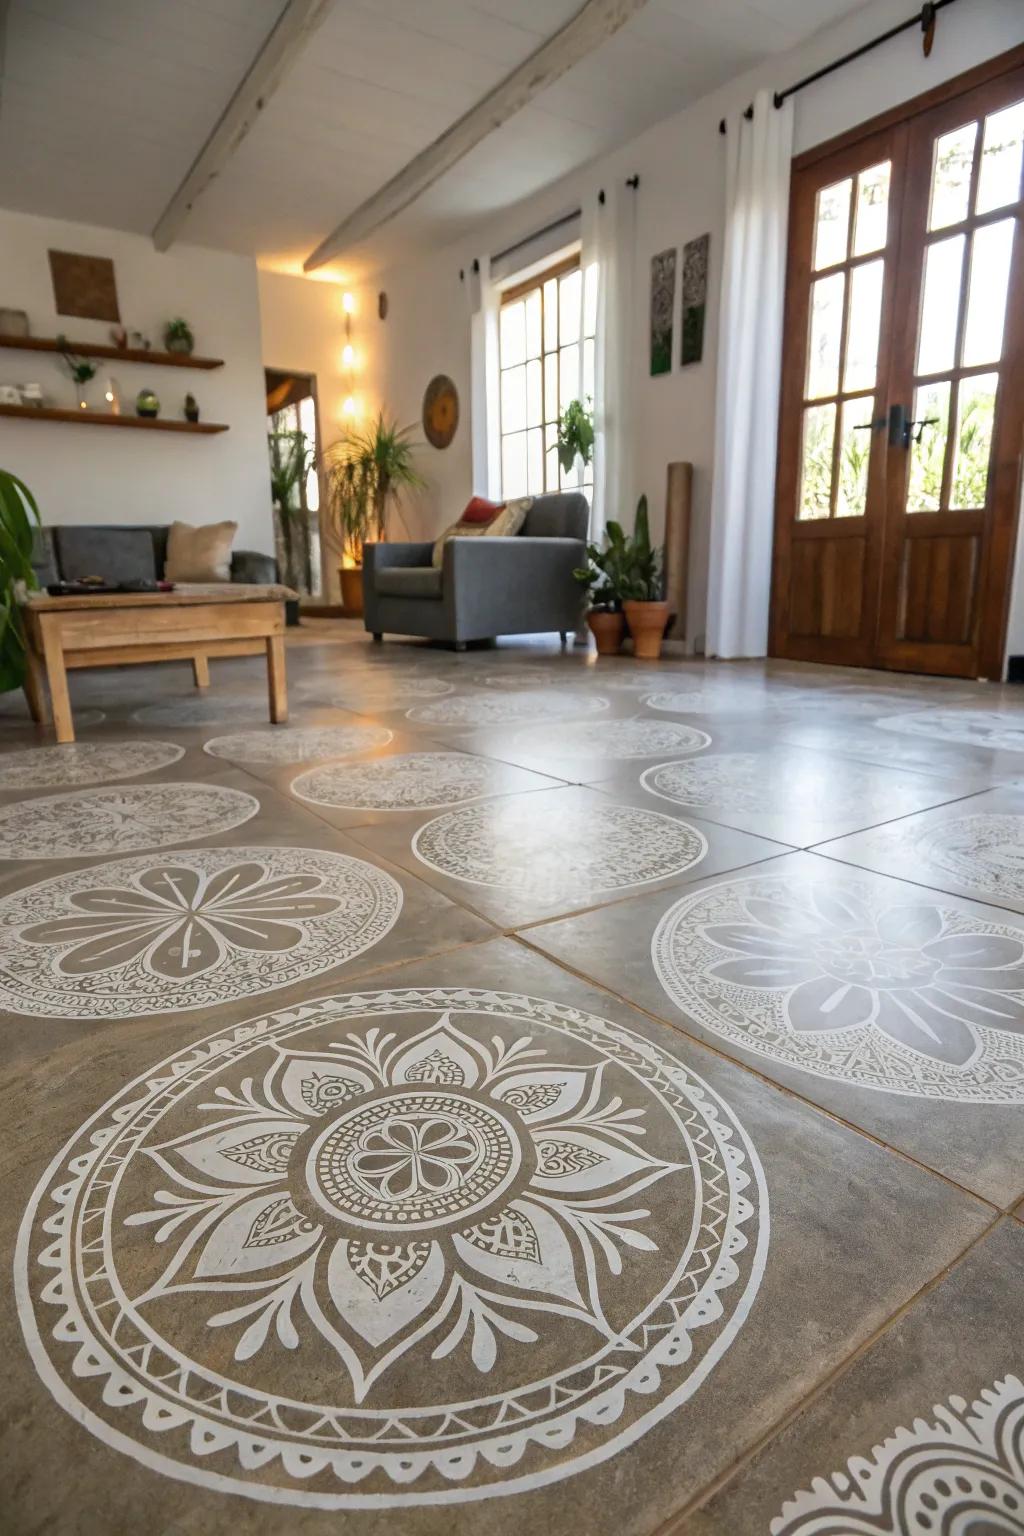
[0,783,258,860]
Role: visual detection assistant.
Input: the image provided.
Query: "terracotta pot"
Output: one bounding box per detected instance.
[587,609,625,656]
[623,599,670,660]
[339,564,364,616]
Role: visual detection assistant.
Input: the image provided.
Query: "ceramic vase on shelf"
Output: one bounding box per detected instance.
[136,388,160,420]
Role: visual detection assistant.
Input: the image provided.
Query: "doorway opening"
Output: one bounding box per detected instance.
[265,368,323,601]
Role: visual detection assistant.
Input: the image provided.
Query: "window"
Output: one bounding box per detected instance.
[498,256,598,504]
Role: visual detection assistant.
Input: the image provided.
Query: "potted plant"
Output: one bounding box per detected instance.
[57,341,97,410]
[620,494,670,660]
[574,521,630,655]
[0,467,41,694]
[268,428,316,608]
[164,318,195,355]
[184,393,200,423]
[557,397,594,479]
[322,411,424,615]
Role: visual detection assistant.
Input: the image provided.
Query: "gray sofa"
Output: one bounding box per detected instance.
[363,492,588,647]
[31,524,277,588]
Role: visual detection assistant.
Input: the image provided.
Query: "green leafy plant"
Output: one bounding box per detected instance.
[268,429,317,594]
[557,397,594,474]
[56,338,97,388]
[322,411,425,565]
[0,467,41,693]
[619,495,665,602]
[574,519,631,612]
[164,318,195,351]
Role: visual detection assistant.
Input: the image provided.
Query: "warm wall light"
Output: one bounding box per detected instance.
[342,343,355,367]
[342,291,355,314]
[342,395,356,416]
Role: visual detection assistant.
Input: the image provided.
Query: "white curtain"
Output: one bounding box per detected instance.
[582,180,636,542]
[467,256,502,500]
[706,89,794,658]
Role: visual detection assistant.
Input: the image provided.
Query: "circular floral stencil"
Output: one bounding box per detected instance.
[204,725,393,765]
[644,692,771,716]
[407,689,609,727]
[0,783,258,860]
[16,989,767,1506]
[293,752,502,811]
[0,740,185,788]
[875,709,1024,753]
[303,678,454,711]
[518,719,710,759]
[640,752,925,819]
[483,668,564,687]
[652,872,1024,1102]
[0,846,402,1019]
[133,696,275,728]
[915,813,1024,907]
[414,801,707,901]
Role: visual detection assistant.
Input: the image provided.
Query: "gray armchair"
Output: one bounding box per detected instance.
[363,492,588,647]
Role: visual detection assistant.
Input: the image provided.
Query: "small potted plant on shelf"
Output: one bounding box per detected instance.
[557,397,594,479]
[0,466,41,694]
[163,318,195,355]
[574,521,630,655]
[57,340,97,410]
[184,393,200,423]
[322,411,424,616]
[620,494,670,660]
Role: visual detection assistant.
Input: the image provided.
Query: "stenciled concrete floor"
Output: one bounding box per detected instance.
[2,623,1023,1536]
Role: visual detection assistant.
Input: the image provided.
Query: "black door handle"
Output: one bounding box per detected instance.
[888,403,940,448]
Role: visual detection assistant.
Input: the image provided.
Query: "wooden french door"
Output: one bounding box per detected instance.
[771,47,1024,679]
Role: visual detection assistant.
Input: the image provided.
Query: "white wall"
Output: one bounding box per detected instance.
[0,209,273,555]
[259,0,1024,651]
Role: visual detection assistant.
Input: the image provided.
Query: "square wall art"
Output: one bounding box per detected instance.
[681,233,709,365]
[649,248,676,376]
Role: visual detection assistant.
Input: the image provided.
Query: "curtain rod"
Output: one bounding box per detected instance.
[718,0,958,134]
[489,209,581,269]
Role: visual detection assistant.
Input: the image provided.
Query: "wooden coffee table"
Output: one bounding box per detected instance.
[21,584,290,743]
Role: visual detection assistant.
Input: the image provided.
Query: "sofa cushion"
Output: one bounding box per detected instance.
[520,492,589,541]
[165,519,237,582]
[431,496,532,569]
[31,528,59,587]
[375,565,444,600]
[53,526,157,584]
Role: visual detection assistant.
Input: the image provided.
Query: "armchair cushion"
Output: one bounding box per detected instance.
[376,566,443,600]
[431,496,532,568]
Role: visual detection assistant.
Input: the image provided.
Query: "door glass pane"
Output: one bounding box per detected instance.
[502,431,528,499]
[558,344,579,409]
[906,380,950,512]
[962,218,1015,366]
[543,279,558,351]
[500,301,526,368]
[916,234,964,375]
[525,289,542,358]
[806,271,845,398]
[525,358,543,427]
[929,122,978,229]
[836,397,874,517]
[813,177,851,269]
[798,403,836,520]
[559,268,582,345]
[852,162,891,255]
[976,101,1024,215]
[501,364,526,433]
[526,427,544,495]
[844,259,884,391]
[544,352,558,423]
[950,372,998,510]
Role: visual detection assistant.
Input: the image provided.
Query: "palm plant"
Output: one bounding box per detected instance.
[0,467,41,693]
[268,428,316,593]
[322,411,424,566]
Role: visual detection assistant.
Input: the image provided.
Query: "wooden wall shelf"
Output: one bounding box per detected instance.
[0,335,225,370]
[0,403,228,433]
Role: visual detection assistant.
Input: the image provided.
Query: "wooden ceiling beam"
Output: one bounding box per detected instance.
[302,0,649,273]
[152,0,332,252]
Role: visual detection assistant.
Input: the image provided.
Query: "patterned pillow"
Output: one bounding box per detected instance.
[431,497,533,569]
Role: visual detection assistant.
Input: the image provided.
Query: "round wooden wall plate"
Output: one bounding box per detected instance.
[422,373,459,449]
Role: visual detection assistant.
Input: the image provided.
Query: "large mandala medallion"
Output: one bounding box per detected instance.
[0,783,258,860]
[0,740,185,788]
[293,751,502,811]
[644,692,767,716]
[414,801,708,901]
[875,709,1024,753]
[0,846,401,1019]
[303,678,454,711]
[16,989,767,1505]
[915,813,1024,908]
[652,872,1024,1102]
[407,689,609,727]
[203,725,393,765]
[772,1375,1024,1535]
[517,719,710,759]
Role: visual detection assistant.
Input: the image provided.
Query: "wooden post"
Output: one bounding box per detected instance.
[664,461,692,642]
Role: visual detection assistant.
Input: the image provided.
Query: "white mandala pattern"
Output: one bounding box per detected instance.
[772,1375,1024,1535]
[0,740,185,788]
[652,873,1024,1102]
[303,678,454,710]
[915,813,1024,908]
[0,846,401,1019]
[414,801,708,901]
[644,692,767,716]
[875,710,1024,753]
[133,696,276,727]
[203,725,393,765]
[293,752,503,811]
[407,690,610,727]
[16,988,767,1506]
[517,719,710,759]
[640,752,938,821]
[0,783,258,860]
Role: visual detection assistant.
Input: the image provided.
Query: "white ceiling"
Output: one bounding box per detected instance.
[0,0,872,278]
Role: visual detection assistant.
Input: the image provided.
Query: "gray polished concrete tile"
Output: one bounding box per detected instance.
[528,850,1024,1205]
[686,1218,1021,1535]
[345,782,788,929]
[0,936,989,1536]
[775,715,1024,785]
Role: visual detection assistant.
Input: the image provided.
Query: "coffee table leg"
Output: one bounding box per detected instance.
[266,634,287,723]
[22,648,50,724]
[39,616,75,744]
[192,653,211,688]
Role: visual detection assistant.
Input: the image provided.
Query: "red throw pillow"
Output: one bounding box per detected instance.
[460,496,505,525]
